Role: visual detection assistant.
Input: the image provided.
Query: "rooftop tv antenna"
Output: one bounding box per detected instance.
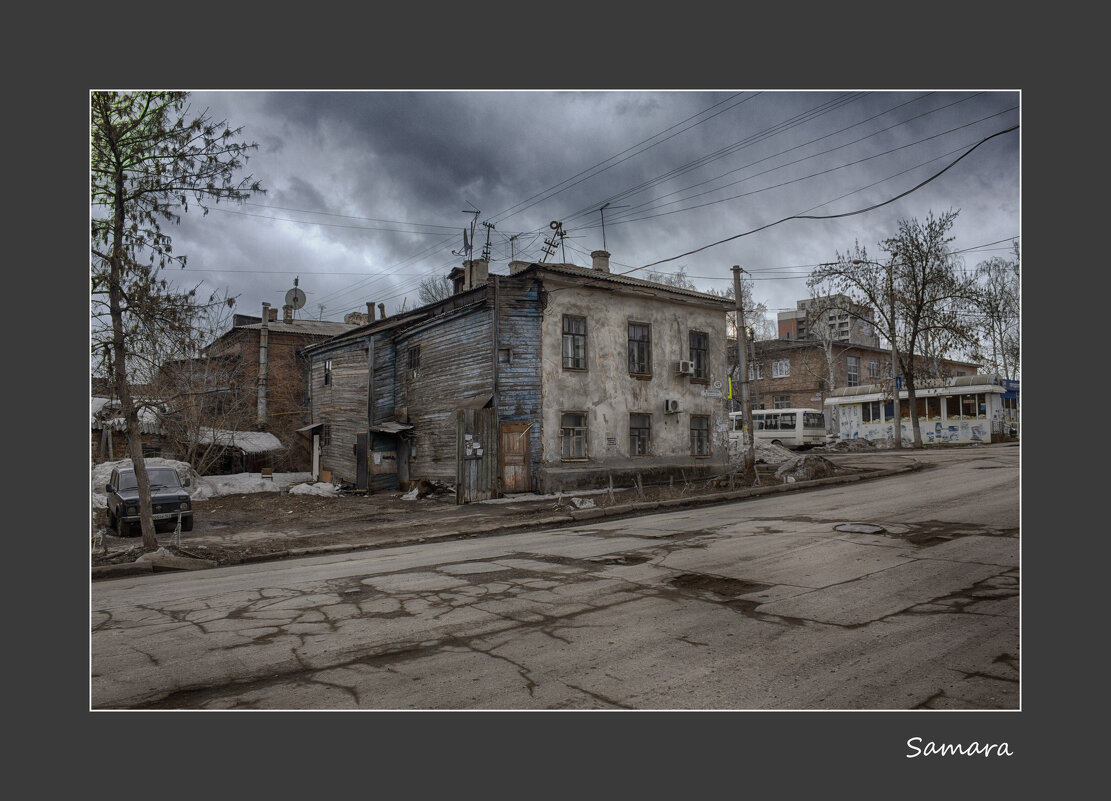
[284,276,307,316]
[598,203,628,251]
[541,220,566,263]
[453,210,480,260]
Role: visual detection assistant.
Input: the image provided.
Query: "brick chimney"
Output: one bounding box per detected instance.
[283,304,293,323]
[591,250,611,273]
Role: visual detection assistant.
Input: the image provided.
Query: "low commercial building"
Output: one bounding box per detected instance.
[824,373,1020,444]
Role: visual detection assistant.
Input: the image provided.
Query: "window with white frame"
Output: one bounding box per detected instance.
[561,412,587,460]
[773,394,790,409]
[867,359,879,379]
[748,361,764,380]
[690,415,710,457]
[771,358,790,378]
[846,355,860,387]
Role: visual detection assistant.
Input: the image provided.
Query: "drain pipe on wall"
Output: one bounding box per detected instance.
[258,302,269,426]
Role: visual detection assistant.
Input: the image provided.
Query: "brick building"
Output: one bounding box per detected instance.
[729,338,979,430]
[167,303,356,471]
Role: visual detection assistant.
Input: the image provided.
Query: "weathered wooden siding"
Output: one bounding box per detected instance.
[393,304,493,483]
[309,338,370,484]
[494,274,543,491]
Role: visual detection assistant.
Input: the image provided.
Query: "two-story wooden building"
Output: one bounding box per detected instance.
[303,252,735,499]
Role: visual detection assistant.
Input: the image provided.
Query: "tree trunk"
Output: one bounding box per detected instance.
[109,162,158,550]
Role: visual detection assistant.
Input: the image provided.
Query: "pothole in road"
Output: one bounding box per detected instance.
[669,573,772,597]
[593,554,652,566]
[834,522,886,535]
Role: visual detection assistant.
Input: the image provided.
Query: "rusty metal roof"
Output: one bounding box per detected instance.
[234,320,356,337]
[528,262,735,305]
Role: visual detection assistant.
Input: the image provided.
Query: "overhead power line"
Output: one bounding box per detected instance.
[631,124,1019,275]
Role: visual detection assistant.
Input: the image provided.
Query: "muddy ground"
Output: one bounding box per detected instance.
[89,464,816,569]
[90,442,869,570]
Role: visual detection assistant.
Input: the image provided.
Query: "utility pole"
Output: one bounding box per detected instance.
[733,265,755,482]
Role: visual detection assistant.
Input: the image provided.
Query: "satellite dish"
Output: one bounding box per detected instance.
[285,287,306,310]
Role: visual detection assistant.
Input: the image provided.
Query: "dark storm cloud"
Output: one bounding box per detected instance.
[162,90,1019,325]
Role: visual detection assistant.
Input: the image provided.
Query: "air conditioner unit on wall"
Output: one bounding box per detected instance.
[675,360,695,375]
[664,399,680,414]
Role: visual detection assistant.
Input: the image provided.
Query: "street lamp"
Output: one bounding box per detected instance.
[853,253,902,449]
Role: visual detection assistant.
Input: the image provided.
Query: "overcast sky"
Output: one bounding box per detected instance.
[165,90,1019,331]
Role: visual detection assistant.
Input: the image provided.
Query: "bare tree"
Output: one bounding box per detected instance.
[91,91,260,548]
[151,292,264,476]
[810,211,978,448]
[971,242,1020,380]
[417,274,453,306]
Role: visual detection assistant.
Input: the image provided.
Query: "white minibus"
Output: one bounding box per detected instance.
[729,408,827,449]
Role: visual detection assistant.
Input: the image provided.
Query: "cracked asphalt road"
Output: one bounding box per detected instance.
[91,445,1019,710]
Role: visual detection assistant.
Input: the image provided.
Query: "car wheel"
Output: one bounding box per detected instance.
[181,516,193,532]
[772,439,782,446]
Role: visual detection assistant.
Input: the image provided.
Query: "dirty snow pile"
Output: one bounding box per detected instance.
[727,438,796,465]
[91,458,318,508]
[774,454,838,483]
[288,482,341,497]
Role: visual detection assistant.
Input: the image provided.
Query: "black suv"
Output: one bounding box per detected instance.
[105,464,193,537]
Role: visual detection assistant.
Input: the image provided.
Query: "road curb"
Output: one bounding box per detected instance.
[92,460,922,579]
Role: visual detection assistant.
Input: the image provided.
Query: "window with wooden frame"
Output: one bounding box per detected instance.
[321,423,332,447]
[628,322,651,376]
[323,359,333,386]
[561,412,588,460]
[689,330,708,380]
[629,413,651,456]
[562,315,586,370]
[690,415,710,457]
[408,345,421,370]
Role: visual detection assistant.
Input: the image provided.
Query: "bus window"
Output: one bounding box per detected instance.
[779,413,795,429]
[803,412,824,429]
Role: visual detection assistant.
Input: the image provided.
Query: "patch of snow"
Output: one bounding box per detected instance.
[287,482,341,497]
[92,458,316,507]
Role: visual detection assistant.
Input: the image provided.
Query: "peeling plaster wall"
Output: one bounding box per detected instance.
[539,279,731,475]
